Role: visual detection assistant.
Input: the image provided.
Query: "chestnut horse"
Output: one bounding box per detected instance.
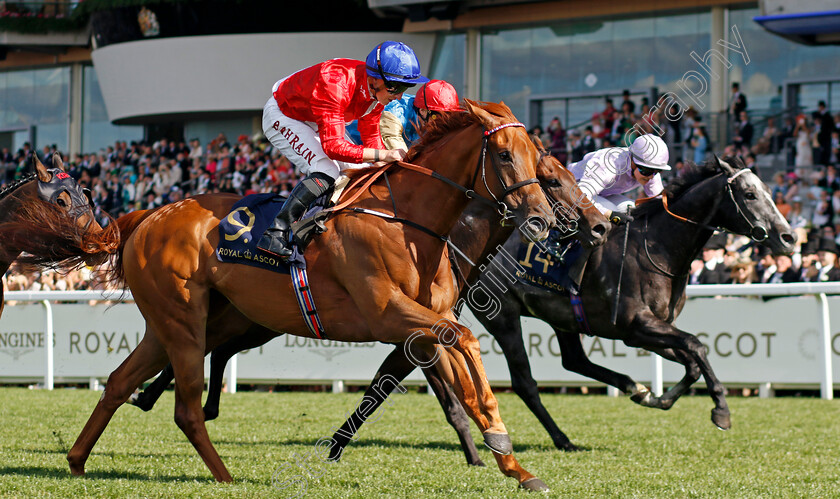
[67,101,556,490]
[125,138,611,467]
[0,154,118,317]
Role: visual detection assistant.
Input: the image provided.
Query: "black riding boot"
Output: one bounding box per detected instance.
[257,172,334,259]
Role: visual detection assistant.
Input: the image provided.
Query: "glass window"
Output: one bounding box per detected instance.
[729,7,840,113]
[429,33,466,97]
[0,68,69,151]
[82,66,143,153]
[481,12,711,126]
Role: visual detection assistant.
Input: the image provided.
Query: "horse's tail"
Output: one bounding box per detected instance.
[104,209,158,288]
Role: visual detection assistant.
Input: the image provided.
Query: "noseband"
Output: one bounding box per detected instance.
[661,169,768,242]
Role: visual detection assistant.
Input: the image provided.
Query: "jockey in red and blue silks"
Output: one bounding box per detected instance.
[258,41,429,260]
[380,79,461,151]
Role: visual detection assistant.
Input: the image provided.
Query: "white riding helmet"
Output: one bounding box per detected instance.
[629,134,671,171]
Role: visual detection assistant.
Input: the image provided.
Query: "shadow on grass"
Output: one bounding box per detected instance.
[0,465,266,485]
[215,437,589,454]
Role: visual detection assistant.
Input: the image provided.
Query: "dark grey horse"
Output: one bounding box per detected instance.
[323,155,795,460]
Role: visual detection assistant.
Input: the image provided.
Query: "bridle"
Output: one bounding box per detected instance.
[660,168,768,243]
[36,167,96,231]
[465,122,540,224]
[643,167,770,279]
[538,149,579,239]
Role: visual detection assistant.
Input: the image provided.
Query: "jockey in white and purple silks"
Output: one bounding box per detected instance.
[568,134,670,225]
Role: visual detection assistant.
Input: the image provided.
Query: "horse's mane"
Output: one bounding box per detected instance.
[0,187,119,272]
[0,173,38,200]
[631,156,743,218]
[405,101,517,162]
[102,209,159,288]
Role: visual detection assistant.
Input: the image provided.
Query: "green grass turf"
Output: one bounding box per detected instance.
[0,387,838,497]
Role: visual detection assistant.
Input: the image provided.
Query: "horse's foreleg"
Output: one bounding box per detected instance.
[644,347,701,410]
[128,364,174,411]
[491,321,577,451]
[68,332,169,476]
[420,362,485,466]
[628,316,730,430]
[555,329,651,404]
[170,342,232,482]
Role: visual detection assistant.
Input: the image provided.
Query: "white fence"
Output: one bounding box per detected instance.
[3,285,840,399]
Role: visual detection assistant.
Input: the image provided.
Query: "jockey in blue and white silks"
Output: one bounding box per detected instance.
[568,134,670,225]
[380,79,461,151]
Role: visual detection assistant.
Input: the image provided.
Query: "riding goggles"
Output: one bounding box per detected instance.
[636,164,658,177]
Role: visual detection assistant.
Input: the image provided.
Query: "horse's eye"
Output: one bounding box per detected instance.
[745,192,757,200]
[498,151,512,162]
[56,198,67,207]
[546,179,561,188]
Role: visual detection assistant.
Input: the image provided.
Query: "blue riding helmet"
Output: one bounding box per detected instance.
[365,41,429,87]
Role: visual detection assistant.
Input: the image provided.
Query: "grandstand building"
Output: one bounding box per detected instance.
[0,0,837,156]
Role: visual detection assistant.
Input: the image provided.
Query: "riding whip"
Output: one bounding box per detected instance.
[611,218,630,325]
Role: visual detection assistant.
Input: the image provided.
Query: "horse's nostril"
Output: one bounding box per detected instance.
[781,232,795,244]
[593,223,607,236]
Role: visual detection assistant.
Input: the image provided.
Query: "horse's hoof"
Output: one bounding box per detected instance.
[556,441,580,452]
[519,477,549,492]
[658,398,675,411]
[630,388,654,407]
[711,408,731,430]
[483,432,513,455]
[67,455,85,476]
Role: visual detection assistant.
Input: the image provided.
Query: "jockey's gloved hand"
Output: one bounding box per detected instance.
[608,210,634,225]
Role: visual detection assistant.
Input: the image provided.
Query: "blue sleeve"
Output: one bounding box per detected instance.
[385,95,421,146]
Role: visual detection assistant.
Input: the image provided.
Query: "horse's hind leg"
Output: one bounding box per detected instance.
[203,325,278,421]
[421,363,485,466]
[128,364,174,411]
[434,333,547,490]
[628,315,730,430]
[68,332,169,476]
[483,313,577,451]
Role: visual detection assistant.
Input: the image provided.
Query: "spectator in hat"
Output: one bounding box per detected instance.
[813,238,840,281]
[799,235,821,281]
[729,258,759,284]
[755,245,777,283]
[766,255,800,283]
[621,89,635,115]
[698,233,730,284]
[774,191,791,219]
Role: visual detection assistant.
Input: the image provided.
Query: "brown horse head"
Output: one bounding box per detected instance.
[462,99,556,241]
[530,137,609,248]
[0,153,119,270]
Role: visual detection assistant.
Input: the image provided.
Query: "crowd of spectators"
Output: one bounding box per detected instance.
[1,132,298,294]
[4,85,840,292]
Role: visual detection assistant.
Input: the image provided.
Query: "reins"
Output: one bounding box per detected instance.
[327,121,539,244]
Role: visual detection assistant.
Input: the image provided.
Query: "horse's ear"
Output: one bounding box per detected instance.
[715,155,734,175]
[33,154,52,183]
[464,99,499,129]
[52,152,65,172]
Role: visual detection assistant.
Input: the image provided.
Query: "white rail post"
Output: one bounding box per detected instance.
[229,354,237,394]
[651,353,663,396]
[41,300,54,390]
[817,293,834,400]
